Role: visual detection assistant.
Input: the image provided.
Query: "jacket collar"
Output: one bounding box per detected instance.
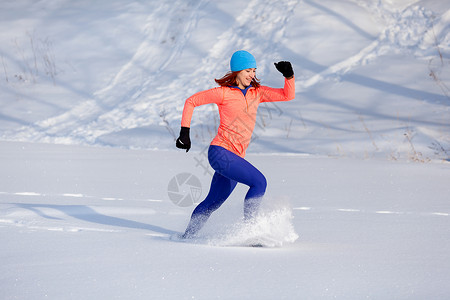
[230,84,252,96]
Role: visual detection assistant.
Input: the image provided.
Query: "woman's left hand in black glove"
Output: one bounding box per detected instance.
[175,127,191,152]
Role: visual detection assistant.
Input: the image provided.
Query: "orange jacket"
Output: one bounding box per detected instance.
[181,77,295,157]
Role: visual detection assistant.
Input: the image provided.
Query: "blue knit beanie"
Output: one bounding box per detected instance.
[230,50,257,72]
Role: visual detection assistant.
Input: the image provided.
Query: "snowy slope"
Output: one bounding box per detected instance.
[0,0,449,160]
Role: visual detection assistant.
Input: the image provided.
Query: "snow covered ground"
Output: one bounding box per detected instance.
[0,0,449,299]
[1,141,449,299]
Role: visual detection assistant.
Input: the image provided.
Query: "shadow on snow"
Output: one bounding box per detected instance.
[12,203,177,235]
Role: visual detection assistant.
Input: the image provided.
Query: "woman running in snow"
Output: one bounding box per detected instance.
[176,50,295,238]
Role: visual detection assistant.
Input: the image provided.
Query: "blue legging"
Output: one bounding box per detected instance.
[183,145,267,237]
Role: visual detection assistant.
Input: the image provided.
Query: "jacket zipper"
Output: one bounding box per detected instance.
[245,94,249,112]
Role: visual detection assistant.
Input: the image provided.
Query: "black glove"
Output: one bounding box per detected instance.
[176,127,191,152]
[274,61,294,78]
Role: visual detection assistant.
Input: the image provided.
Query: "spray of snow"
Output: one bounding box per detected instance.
[211,206,299,247]
[189,197,300,248]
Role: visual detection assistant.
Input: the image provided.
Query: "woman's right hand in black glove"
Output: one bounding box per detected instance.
[176,127,191,152]
[274,61,294,79]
